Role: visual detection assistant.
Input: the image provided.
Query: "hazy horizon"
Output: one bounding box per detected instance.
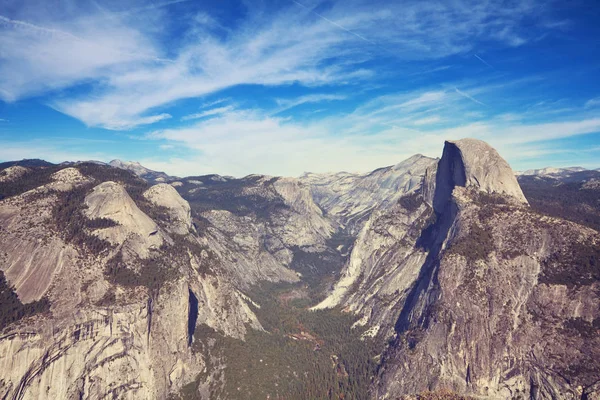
[1,0,600,176]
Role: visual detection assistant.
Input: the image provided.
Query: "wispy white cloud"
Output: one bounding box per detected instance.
[141,87,600,177]
[473,53,493,68]
[413,116,441,125]
[290,0,377,45]
[274,94,347,114]
[585,97,600,109]
[181,105,235,121]
[200,98,231,109]
[0,0,566,129]
[454,87,486,106]
[0,7,163,102]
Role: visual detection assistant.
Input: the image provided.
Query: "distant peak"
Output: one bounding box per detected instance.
[392,153,437,170]
[109,159,141,167]
[434,138,528,212]
[108,159,174,181]
[516,166,588,176]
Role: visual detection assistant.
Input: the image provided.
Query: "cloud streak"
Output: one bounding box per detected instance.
[454,87,486,106]
[0,0,566,129]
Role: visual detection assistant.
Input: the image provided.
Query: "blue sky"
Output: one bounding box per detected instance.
[0,0,599,177]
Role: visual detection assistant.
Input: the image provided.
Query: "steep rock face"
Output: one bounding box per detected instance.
[0,279,202,400]
[175,174,337,288]
[435,139,528,209]
[272,177,335,247]
[311,138,600,398]
[144,183,193,235]
[312,192,432,323]
[0,169,91,303]
[301,155,438,233]
[377,188,600,399]
[84,181,166,258]
[199,209,300,286]
[366,140,600,399]
[311,156,439,336]
[0,164,262,400]
[190,272,262,339]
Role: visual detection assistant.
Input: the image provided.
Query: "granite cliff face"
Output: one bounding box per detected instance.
[313,139,600,399]
[1,139,599,400]
[0,164,264,399]
[435,139,528,207]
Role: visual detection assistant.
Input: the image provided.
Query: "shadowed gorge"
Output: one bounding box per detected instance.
[188,289,199,346]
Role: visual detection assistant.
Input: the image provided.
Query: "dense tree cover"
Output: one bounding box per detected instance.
[398,192,424,213]
[176,175,289,218]
[0,165,62,199]
[0,270,50,330]
[53,184,115,254]
[289,243,348,301]
[0,159,54,170]
[180,282,383,400]
[104,235,213,296]
[445,191,515,262]
[104,249,180,295]
[518,174,600,232]
[447,222,494,262]
[539,238,600,287]
[414,390,475,400]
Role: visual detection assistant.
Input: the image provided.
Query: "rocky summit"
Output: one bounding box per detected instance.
[1,139,599,400]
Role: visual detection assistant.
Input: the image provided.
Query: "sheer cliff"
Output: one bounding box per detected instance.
[313,139,600,399]
[0,164,265,399]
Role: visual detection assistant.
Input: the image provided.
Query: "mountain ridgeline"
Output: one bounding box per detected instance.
[0,139,599,400]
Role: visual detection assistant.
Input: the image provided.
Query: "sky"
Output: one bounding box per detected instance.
[0,0,599,177]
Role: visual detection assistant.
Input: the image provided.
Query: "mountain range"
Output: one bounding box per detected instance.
[0,139,599,400]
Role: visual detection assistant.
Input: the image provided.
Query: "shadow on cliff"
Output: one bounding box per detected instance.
[394,141,464,337]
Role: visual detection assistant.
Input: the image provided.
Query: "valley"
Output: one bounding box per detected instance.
[0,139,599,399]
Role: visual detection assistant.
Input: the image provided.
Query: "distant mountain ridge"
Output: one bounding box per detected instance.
[0,159,54,169]
[108,159,175,182]
[516,166,596,177]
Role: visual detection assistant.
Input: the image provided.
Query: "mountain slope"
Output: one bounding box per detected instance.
[518,169,600,232]
[0,163,262,399]
[312,139,600,399]
[301,154,438,234]
[1,141,599,399]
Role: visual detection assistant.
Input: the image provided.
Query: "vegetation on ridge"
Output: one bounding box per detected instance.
[179,282,383,400]
[0,270,50,331]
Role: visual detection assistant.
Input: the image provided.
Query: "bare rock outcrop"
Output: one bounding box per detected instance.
[84,181,165,257]
[272,177,335,247]
[47,167,90,192]
[0,166,29,183]
[0,165,264,400]
[434,139,528,212]
[302,154,438,233]
[144,183,193,235]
